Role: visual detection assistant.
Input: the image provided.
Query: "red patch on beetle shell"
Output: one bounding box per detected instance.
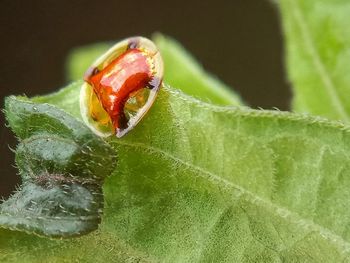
[84,48,153,131]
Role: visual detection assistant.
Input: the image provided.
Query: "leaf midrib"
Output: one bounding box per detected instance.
[114,139,350,255]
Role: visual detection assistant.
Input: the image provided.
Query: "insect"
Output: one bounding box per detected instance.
[80,37,164,138]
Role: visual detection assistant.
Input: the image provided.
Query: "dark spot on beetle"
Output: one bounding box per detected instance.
[116,111,128,131]
[127,38,139,50]
[84,67,99,81]
[148,76,162,90]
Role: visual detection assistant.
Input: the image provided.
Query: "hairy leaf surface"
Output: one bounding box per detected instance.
[2,82,350,261]
[1,94,116,237]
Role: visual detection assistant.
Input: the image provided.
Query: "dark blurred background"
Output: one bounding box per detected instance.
[0,0,290,198]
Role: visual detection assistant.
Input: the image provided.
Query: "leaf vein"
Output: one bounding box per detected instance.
[114,140,350,255]
[290,0,349,121]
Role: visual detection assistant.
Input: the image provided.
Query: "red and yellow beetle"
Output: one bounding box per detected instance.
[80,37,163,138]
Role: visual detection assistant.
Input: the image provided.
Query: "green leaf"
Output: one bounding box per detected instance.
[1,94,117,237]
[66,34,243,106]
[32,81,83,119]
[3,82,350,261]
[280,0,350,121]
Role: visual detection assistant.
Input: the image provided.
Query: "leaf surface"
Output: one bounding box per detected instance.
[280,0,350,121]
[1,94,116,237]
[2,82,350,261]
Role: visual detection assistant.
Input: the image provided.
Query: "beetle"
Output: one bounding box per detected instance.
[80,36,164,138]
